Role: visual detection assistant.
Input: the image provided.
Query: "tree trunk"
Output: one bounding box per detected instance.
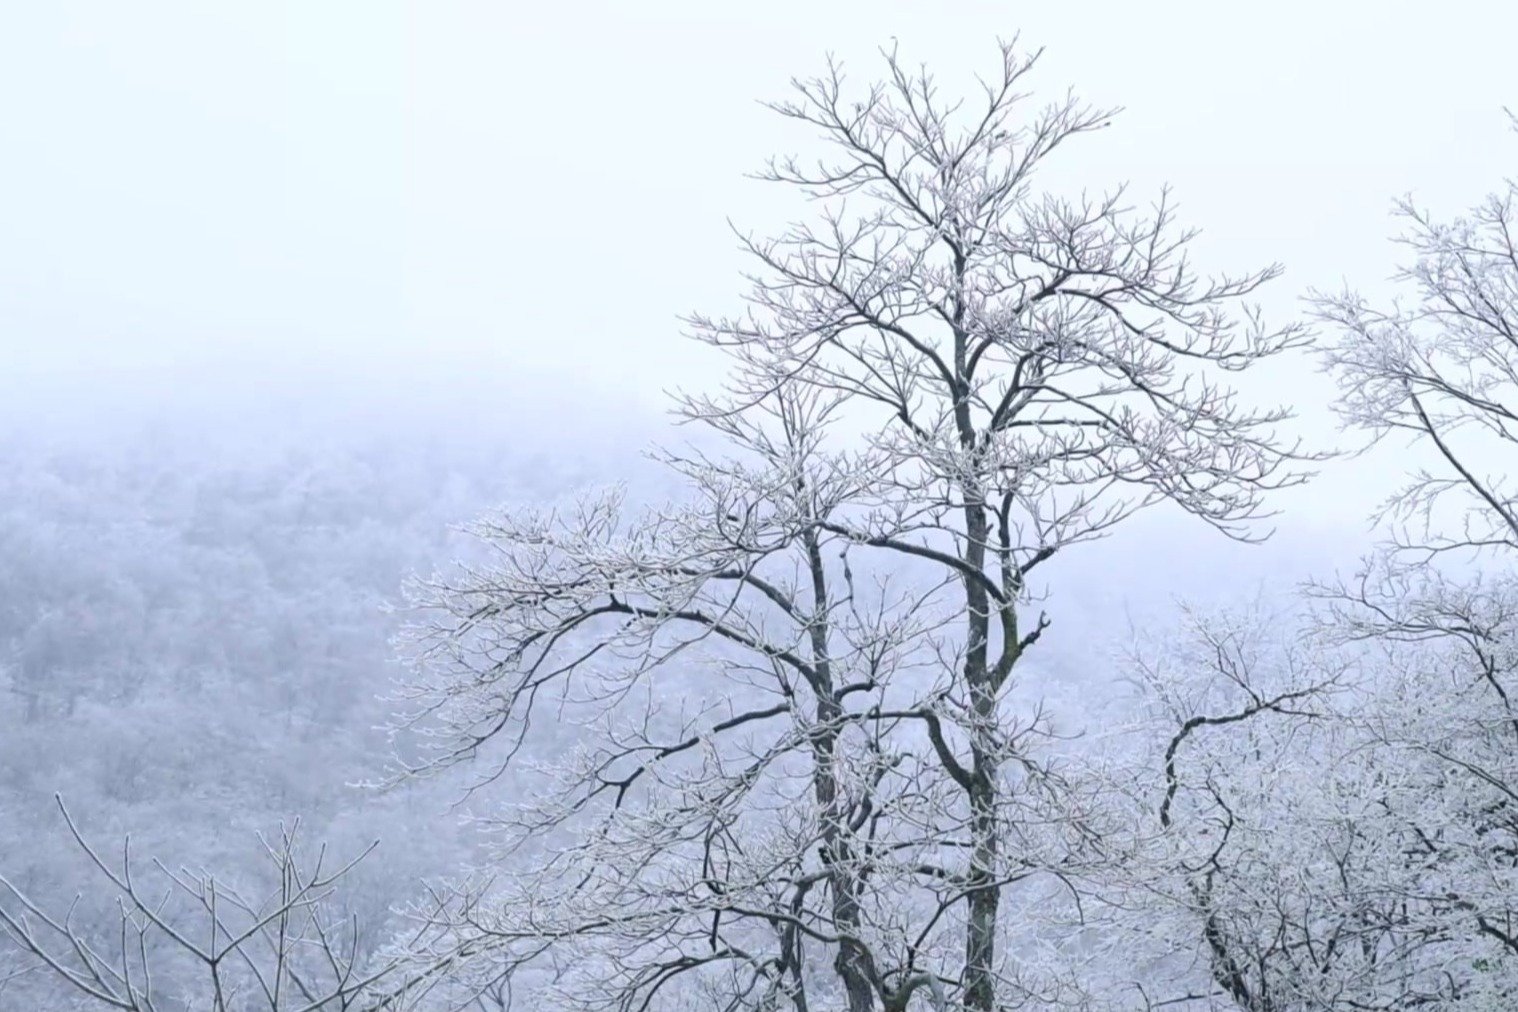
[964,695,1000,1011]
[959,493,1001,1012]
[804,530,877,1012]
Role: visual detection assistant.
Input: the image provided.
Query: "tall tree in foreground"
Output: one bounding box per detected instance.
[389,41,1308,1011]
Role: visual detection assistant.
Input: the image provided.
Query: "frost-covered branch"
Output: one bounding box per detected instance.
[0,797,417,1011]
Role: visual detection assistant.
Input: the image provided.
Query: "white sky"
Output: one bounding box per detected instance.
[2,0,1514,521]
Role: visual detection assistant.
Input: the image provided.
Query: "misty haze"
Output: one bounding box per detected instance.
[3,4,1516,1010]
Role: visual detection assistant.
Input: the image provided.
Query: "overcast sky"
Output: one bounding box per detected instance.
[2,0,1513,518]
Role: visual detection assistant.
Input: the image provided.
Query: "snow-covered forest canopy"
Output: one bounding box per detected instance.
[4,5,1518,1010]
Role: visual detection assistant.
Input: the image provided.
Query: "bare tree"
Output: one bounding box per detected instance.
[1134,601,1518,1009]
[1125,128,1518,1011]
[0,796,415,1011]
[1125,608,1470,1011]
[387,40,1308,1011]
[1313,184,1518,563]
[1306,154,1518,1004]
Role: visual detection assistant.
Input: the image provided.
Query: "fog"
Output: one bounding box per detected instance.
[7,2,1512,438]
[3,3,1515,1009]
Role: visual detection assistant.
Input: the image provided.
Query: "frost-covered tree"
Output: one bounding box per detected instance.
[1308,154,1518,1004]
[1128,610,1447,1011]
[1133,132,1518,1010]
[1136,602,1518,1009]
[386,41,1308,1011]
